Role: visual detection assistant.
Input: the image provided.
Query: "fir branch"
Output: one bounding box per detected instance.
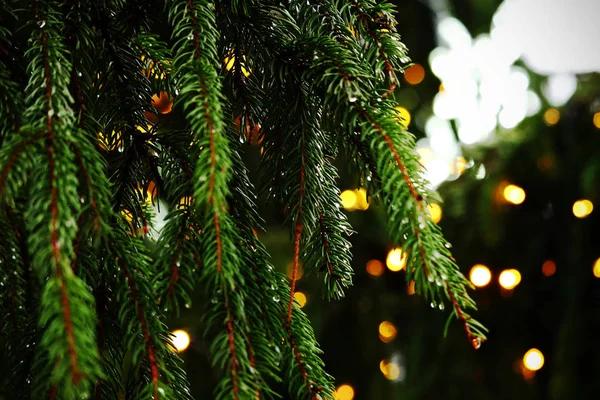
[19,2,103,397]
[251,1,486,344]
[170,2,258,397]
[279,283,335,400]
[110,229,192,400]
[153,206,201,313]
[350,0,406,97]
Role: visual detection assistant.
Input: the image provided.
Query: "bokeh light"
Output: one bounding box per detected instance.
[593,258,600,278]
[572,199,593,218]
[334,384,355,400]
[543,108,560,126]
[594,112,600,129]
[386,248,407,272]
[523,348,544,371]
[366,260,384,277]
[503,184,526,205]
[470,264,492,287]
[499,269,521,290]
[428,203,443,223]
[404,64,425,85]
[378,321,397,343]
[286,262,304,281]
[542,260,556,277]
[294,292,307,308]
[394,106,411,127]
[341,190,357,211]
[380,360,401,380]
[171,329,191,353]
[354,188,369,211]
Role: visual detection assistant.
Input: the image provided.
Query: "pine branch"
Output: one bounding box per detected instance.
[252,0,487,345]
[169,2,258,398]
[0,208,36,399]
[110,228,192,400]
[16,2,104,397]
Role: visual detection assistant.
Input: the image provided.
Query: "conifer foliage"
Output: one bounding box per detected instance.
[0,0,486,398]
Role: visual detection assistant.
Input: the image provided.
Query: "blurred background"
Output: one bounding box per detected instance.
[166,0,600,398]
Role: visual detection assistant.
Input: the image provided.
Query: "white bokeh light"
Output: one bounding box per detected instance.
[422,1,593,187]
[543,74,578,107]
[491,0,600,74]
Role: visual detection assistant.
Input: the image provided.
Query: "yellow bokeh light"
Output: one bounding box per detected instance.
[394,106,411,127]
[404,64,425,85]
[451,156,468,176]
[286,262,304,281]
[469,264,491,287]
[544,108,560,126]
[380,360,401,380]
[572,199,593,218]
[378,321,397,343]
[542,260,556,277]
[366,260,384,277]
[171,329,191,353]
[594,112,600,129]
[503,184,526,205]
[498,269,521,290]
[334,384,355,400]
[428,203,442,224]
[340,190,357,211]
[593,258,600,278]
[523,348,544,371]
[294,292,307,308]
[386,248,407,272]
[354,188,369,210]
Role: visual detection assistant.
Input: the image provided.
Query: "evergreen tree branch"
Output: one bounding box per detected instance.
[110,228,192,400]
[170,2,259,398]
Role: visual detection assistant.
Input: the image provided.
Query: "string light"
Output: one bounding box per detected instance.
[593,258,600,278]
[498,269,521,290]
[503,184,526,205]
[572,199,593,218]
[340,190,357,211]
[171,329,191,353]
[543,108,560,125]
[469,264,491,287]
[523,348,544,371]
[386,248,407,272]
[594,112,600,129]
[294,292,307,308]
[541,260,556,277]
[428,203,443,223]
[394,106,412,127]
[404,64,425,85]
[334,384,355,400]
[378,321,397,343]
[366,260,384,277]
